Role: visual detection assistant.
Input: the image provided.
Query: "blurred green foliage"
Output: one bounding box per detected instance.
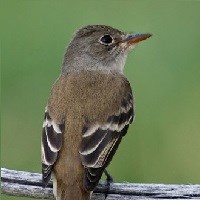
[1,0,200,199]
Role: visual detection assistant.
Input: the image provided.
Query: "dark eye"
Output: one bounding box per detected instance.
[100,34,113,45]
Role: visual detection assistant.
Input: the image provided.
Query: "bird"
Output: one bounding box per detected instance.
[41,25,151,200]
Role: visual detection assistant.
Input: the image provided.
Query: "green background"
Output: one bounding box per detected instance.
[1,0,200,199]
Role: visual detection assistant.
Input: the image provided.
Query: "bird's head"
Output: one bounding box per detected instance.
[62,25,152,73]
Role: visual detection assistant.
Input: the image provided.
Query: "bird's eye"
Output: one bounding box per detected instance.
[99,34,113,45]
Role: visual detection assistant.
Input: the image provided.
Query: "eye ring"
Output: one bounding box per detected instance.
[99,34,114,45]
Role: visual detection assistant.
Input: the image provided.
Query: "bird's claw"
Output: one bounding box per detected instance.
[104,170,113,199]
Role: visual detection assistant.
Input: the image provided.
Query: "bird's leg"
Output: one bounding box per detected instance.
[104,170,113,184]
[104,170,113,199]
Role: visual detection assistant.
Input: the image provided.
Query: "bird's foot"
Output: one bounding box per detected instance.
[104,170,113,199]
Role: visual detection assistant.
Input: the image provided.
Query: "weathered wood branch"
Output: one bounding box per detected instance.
[1,168,200,199]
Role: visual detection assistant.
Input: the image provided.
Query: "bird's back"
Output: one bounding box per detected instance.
[47,70,133,199]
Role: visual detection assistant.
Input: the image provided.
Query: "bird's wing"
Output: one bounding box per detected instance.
[79,92,134,191]
[41,107,64,188]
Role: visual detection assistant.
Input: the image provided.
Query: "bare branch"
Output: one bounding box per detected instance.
[1,168,200,199]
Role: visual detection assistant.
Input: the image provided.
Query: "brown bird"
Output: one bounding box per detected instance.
[41,25,151,200]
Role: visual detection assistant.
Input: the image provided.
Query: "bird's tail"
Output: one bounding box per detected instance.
[52,166,92,200]
[55,182,92,200]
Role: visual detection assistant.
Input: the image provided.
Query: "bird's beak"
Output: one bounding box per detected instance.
[122,33,152,47]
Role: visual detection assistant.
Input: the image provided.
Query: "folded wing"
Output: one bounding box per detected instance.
[79,93,134,191]
[41,108,64,188]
